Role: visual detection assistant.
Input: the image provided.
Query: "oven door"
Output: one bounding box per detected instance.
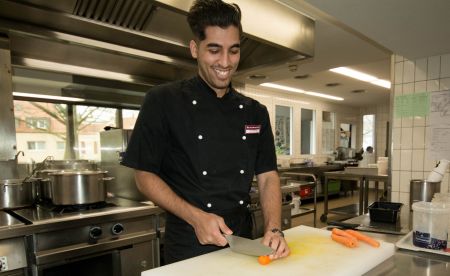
[31,232,159,276]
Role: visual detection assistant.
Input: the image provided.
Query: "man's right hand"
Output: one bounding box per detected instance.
[190,211,232,246]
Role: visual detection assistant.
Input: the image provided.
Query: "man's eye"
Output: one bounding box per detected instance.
[209,49,220,54]
[230,49,240,55]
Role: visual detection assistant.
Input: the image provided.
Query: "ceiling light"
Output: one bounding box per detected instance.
[260,83,344,101]
[22,58,134,82]
[370,79,391,89]
[304,91,344,101]
[329,67,391,89]
[326,82,340,87]
[294,74,309,79]
[13,92,85,102]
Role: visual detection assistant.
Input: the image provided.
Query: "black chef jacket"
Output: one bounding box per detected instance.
[122,75,277,263]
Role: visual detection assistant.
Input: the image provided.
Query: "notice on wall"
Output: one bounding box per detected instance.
[429,90,450,160]
[394,92,430,118]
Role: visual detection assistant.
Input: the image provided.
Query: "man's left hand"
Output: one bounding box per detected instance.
[262,229,290,260]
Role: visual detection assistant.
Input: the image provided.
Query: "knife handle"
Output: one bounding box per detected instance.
[327,221,359,229]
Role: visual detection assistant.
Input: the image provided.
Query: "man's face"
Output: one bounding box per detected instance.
[189,25,240,96]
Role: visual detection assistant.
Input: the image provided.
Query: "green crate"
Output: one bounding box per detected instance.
[327,180,341,194]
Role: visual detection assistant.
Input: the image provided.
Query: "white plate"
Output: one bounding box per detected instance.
[396,231,450,256]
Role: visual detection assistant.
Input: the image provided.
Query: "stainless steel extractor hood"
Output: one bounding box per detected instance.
[0,0,314,95]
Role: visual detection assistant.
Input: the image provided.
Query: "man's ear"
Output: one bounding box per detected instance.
[189,40,198,58]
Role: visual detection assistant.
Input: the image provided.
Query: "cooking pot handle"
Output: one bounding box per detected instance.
[103,177,115,181]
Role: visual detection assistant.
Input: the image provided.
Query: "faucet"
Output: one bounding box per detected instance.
[14,151,24,162]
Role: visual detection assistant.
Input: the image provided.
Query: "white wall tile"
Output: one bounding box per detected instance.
[427,56,440,79]
[411,171,424,180]
[394,62,404,84]
[399,192,410,209]
[440,77,450,90]
[400,171,411,192]
[392,149,401,170]
[392,127,401,149]
[415,58,427,81]
[411,149,424,171]
[440,53,450,78]
[424,126,431,147]
[403,60,415,83]
[392,171,400,192]
[426,79,440,92]
[394,84,402,96]
[400,150,412,171]
[401,127,413,149]
[391,191,400,202]
[413,116,426,127]
[412,127,425,149]
[403,82,414,94]
[401,117,413,128]
[414,81,427,93]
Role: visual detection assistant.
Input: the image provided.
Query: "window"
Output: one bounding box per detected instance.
[25,117,50,130]
[275,105,292,155]
[56,141,65,150]
[27,141,46,150]
[14,101,67,161]
[122,109,140,129]
[301,108,316,154]
[363,114,375,152]
[75,105,117,160]
[322,111,336,154]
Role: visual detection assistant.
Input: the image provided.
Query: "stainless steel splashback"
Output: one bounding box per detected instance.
[100,129,146,201]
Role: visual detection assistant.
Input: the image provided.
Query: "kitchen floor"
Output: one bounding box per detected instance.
[292,189,379,229]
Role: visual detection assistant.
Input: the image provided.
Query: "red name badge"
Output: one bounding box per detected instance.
[245,125,261,134]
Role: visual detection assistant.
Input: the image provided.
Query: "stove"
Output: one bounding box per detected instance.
[6,197,162,276]
[0,211,28,274]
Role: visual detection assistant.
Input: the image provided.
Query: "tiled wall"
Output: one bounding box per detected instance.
[391,53,450,208]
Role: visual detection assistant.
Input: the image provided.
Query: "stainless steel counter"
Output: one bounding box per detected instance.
[341,214,450,275]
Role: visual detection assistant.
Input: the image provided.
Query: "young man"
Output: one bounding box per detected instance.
[123,0,290,264]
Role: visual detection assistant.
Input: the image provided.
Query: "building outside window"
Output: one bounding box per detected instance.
[362,114,375,152]
[275,105,292,155]
[27,141,46,150]
[25,117,50,130]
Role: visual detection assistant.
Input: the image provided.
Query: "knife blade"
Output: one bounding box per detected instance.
[224,235,273,256]
[327,220,408,235]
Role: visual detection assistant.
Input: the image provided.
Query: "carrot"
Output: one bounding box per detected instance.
[345,229,380,248]
[331,233,358,248]
[257,255,271,265]
[331,228,358,244]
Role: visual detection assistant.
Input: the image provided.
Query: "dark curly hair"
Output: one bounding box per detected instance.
[187,0,242,41]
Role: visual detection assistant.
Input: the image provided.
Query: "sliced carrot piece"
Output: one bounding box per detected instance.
[345,229,380,248]
[331,233,358,248]
[331,228,358,244]
[258,255,271,265]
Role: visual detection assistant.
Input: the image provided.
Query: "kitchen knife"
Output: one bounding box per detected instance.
[224,235,273,256]
[327,220,409,235]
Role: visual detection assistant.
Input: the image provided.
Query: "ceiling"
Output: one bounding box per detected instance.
[238,0,450,107]
[8,0,450,108]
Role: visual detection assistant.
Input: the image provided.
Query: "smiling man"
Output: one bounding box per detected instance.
[123,0,290,264]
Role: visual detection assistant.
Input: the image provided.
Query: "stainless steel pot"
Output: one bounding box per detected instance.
[47,171,113,205]
[0,178,38,209]
[44,159,97,171]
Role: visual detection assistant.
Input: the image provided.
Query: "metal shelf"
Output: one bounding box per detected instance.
[281,172,317,227]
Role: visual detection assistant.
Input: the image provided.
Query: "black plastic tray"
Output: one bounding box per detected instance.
[368,202,403,223]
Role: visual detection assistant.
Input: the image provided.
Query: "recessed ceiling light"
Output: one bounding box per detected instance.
[294,74,309,79]
[326,82,340,87]
[330,67,391,89]
[248,74,267,80]
[351,89,366,93]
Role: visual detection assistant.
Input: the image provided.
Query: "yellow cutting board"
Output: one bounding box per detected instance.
[142,225,395,276]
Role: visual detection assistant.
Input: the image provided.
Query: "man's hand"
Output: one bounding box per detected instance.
[262,230,290,260]
[191,211,233,246]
